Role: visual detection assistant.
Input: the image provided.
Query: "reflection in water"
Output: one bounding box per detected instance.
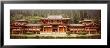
[10,35,101,39]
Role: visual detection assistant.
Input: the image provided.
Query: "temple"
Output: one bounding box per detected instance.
[41,15,70,32]
[11,15,100,34]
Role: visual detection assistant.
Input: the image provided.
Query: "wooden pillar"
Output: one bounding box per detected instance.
[43,27,44,32]
[45,27,46,32]
[77,29,78,33]
[58,26,59,32]
[51,27,52,32]
[45,27,47,32]
[89,31,90,34]
[63,26,64,32]
[66,26,67,32]
[47,27,48,32]
[89,28,90,34]
[95,29,97,34]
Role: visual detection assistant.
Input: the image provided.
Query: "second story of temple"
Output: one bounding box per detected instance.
[40,15,70,25]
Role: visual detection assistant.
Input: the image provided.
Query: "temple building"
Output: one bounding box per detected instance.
[25,24,42,34]
[41,15,70,32]
[11,15,100,34]
[11,20,28,34]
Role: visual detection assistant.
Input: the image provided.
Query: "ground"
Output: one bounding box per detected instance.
[10,32,101,39]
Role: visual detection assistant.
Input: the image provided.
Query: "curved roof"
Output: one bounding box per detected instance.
[41,15,70,20]
[25,24,42,26]
[69,24,84,26]
[47,15,63,19]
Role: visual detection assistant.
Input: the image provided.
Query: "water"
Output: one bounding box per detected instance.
[10,35,101,39]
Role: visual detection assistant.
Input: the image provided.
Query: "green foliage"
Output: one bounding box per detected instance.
[10,10,101,24]
[11,15,43,23]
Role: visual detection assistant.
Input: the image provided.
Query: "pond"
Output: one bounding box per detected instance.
[10,35,101,39]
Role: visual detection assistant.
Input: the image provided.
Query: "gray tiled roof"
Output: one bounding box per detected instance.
[69,24,84,26]
[25,24,42,26]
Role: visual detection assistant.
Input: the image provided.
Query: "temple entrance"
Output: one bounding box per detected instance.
[52,29,58,32]
[59,27,66,32]
[52,25,58,32]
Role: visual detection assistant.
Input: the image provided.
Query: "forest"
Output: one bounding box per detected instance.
[10,9,101,24]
